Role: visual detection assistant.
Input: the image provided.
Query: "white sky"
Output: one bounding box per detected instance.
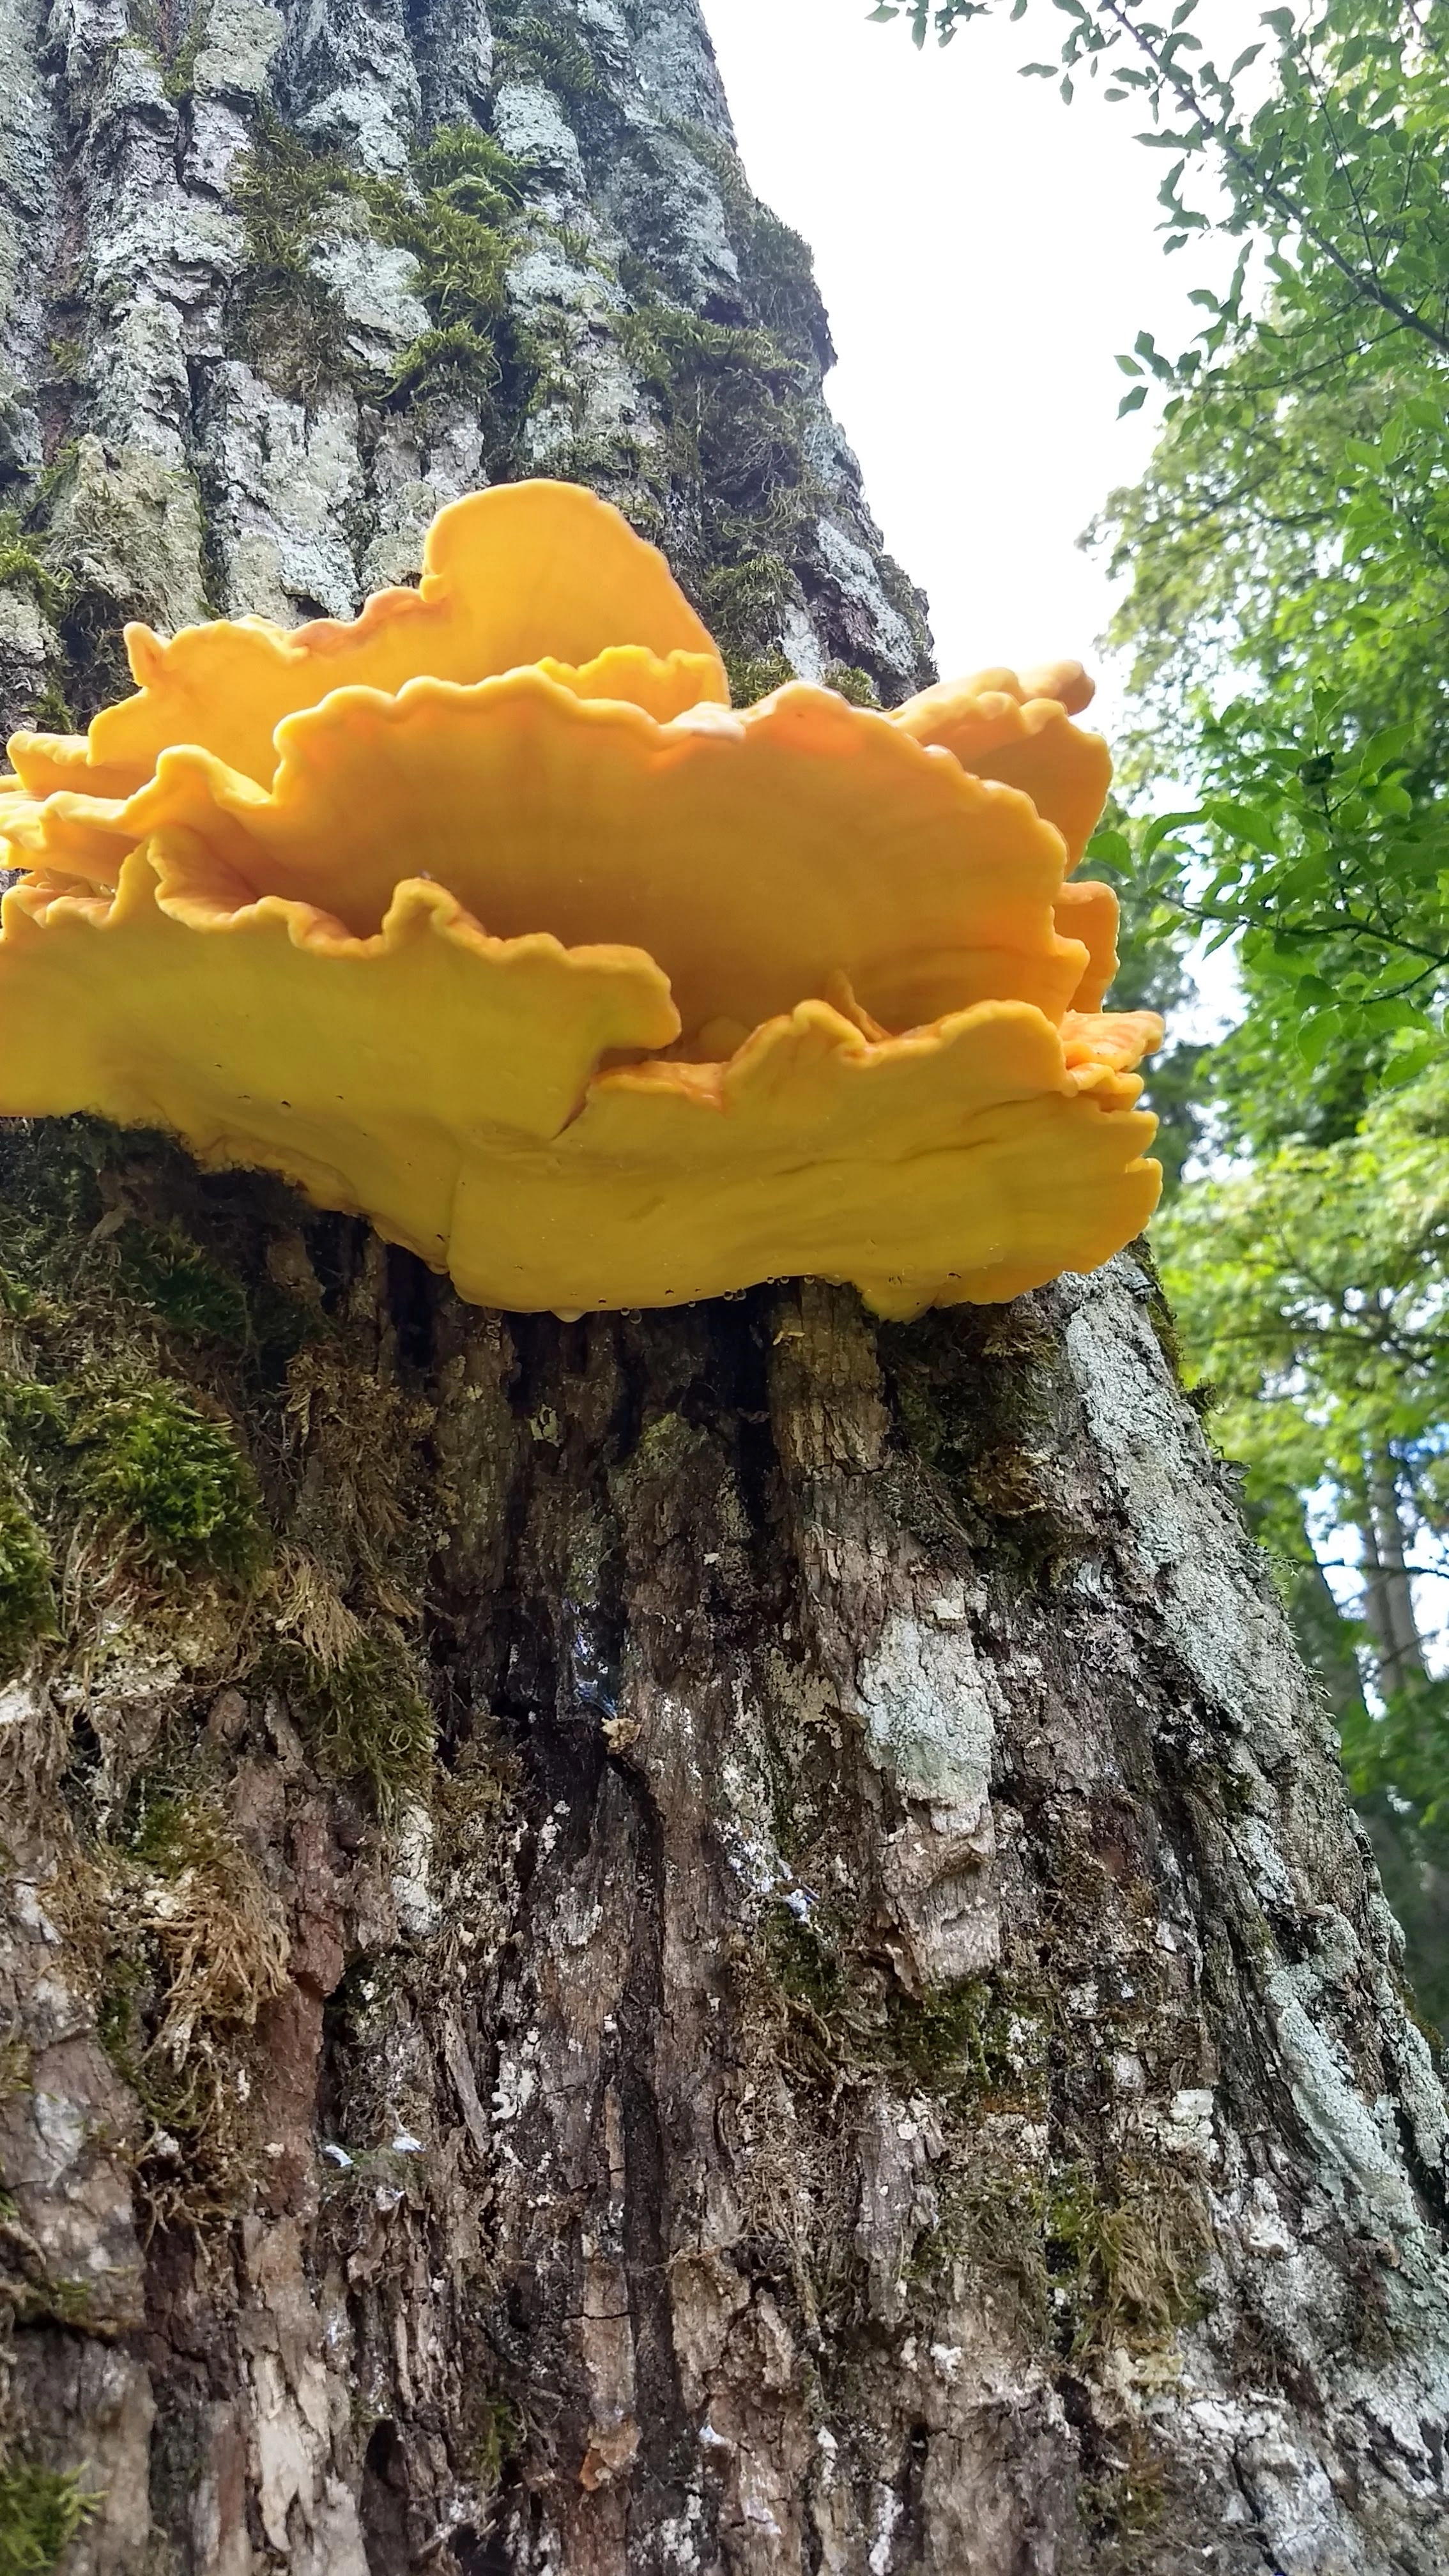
[701,0,1241,733]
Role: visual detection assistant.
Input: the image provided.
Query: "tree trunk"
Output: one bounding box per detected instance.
[1358,1454,1430,1701]
[1,6,1447,2574]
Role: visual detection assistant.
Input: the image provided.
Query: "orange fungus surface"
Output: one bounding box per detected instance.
[0,479,1162,1317]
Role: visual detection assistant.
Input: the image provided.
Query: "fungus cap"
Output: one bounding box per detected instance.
[3,676,1101,1046]
[891,674,1112,866]
[0,477,1160,1314]
[6,481,728,799]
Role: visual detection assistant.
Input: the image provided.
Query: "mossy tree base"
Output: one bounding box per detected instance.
[0,1120,1445,2571]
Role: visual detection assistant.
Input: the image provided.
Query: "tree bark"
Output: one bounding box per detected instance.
[1,6,1447,2575]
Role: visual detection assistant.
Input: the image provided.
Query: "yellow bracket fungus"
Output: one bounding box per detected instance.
[0,479,1161,1317]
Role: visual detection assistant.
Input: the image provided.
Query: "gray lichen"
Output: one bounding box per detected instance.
[0,0,930,737]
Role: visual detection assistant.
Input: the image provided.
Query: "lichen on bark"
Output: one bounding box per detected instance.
[0,0,930,722]
[0,3,1446,2572]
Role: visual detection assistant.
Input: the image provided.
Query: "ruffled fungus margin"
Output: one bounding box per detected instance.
[0,479,1161,1317]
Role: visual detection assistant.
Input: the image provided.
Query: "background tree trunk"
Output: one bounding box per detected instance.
[0,5,1446,2572]
[1358,1454,1429,1701]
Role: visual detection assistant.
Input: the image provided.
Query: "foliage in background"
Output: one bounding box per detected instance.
[874,0,1449,388]
[1107,688,1449,1142]
[875,0,1449,1118]
[877,0,1449,2011]
[1156,1067,1449,1636]
[1087,804,1208,1191]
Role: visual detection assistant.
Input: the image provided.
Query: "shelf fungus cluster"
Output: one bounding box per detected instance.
[0,480,1160,1317]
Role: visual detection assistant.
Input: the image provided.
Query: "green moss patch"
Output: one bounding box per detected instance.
[383,323,501,410]
[617,296,827,670]
[722,649,794,707]
[469,2389,523,2494]
[365,128,528,417]
[823,662,880,710]
[231,111,360,397]
[114,1219,251,1345]
[622,305,810,523]
[89,1788,290,2228]
[0,507,69,621]
[0,2458,98,2576]
[125,0,210,103]
[494,5,601,103]
[912,2151,1212,2386]
[0,1152,274,1611]
[0,1365,266,1597]
[766,1911,1048,2112]
[233,112,532,415]
[266,1631,435,1820]
[0,1491,56,1678]
[726,650,882,718]
[1044,2158,1213,2358]
[79,1383,266,1577]
[681,125,832,370]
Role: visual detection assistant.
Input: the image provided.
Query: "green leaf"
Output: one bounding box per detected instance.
[1268,939,1326,979]
[1356,722,1415,776]
[1360,998,1432,1035]
[1087,826,1131,866]
[1377,1036,1442,1090]
[1204,799,1281,853]
[1274,854,1330,900]
[1142,810,1200,859]
[1297,1008,1347,1068]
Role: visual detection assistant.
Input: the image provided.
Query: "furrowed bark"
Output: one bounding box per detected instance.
[0,5,1446,2573]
